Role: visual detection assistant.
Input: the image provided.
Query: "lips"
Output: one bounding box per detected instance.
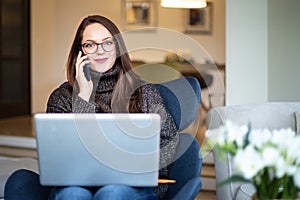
[95,58,108,64]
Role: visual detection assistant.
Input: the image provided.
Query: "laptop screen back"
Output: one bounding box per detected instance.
[34,113,160,186]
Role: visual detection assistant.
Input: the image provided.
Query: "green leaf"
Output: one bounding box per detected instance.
[243,123,252,148]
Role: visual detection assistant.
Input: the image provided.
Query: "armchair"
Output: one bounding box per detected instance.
[206,102,300,200]
[2,77,202,200]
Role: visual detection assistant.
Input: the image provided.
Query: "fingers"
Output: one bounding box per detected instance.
[75,52,93,101]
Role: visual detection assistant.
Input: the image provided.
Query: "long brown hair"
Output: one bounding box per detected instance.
[66,15,142,113]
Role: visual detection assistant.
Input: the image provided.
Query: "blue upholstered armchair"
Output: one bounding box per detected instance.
[155,76,202,200]
[2,77,202,200]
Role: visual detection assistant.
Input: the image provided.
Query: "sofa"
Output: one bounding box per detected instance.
[206,102,300,200]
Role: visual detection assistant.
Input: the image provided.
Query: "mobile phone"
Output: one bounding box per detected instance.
[81,51,91,81]
[83,62,91,81]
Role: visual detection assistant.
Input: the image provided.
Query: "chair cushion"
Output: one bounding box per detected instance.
[0,157,38,198]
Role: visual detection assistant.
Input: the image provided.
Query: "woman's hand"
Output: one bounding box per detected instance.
[75,51,93,102]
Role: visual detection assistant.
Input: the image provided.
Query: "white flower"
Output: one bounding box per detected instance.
[271,128,295,149]
[274,156,297,178]
[286,137,300,164]
[213,121,300,191]
[262,146,280,167]
[206,126,226,146]
[249,129,272,148]
[286,165,297,176]
[224,121,248,147]
[294,168,300,188]
[274,157,286,178]
[234,145,264,179]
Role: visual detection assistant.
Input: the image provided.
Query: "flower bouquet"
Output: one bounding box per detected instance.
[206,121,300,199]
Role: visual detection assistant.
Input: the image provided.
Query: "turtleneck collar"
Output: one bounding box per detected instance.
[90,64,121,93]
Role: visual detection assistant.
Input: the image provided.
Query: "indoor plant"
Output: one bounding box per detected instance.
[206,121,300,199]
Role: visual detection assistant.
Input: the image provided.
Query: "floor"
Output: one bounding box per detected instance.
[196,191,216,200]
[0,115,35,137]
[0,115,217,199]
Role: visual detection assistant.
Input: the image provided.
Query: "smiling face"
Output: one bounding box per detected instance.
[81,23,117,73]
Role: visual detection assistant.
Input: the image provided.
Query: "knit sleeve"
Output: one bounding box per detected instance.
[141,83,179,199]
[46,84,98,113]
[141,84,179,170]
[72,95,98,113]
[46,85,72,113]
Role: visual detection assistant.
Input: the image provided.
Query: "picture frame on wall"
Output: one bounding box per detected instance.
[184,2,213,34]
[122,0,157,31]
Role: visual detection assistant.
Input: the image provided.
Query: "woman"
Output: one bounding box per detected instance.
[5,15,178,200]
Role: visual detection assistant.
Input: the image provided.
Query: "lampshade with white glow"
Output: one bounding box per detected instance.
[160,0,207,8]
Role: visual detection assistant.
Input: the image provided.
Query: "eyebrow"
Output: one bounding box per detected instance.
[102,37,112,41]
[84,37,113,43]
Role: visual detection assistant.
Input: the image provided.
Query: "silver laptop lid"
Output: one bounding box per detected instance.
[34,113,160,186]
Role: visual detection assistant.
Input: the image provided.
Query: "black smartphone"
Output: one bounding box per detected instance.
[80,50,91,81]
[83,62,91,81]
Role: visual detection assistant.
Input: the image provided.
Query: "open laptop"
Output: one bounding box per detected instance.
[34,113,160,187]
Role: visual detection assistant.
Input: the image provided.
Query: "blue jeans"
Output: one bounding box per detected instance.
[49,185,158,200]
[5,169,158,200]
[4,169,52,200]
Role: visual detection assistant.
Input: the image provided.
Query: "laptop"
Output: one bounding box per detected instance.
[34,113,160,187]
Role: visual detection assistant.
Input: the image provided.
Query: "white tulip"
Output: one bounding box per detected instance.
[286,137,300,163]
[275,157,290,178]
[271,128,295,149]
[234,146,264,179]
[224,121,248,147]
[262,146,280,167]
[214,121,300,189]
[249,129,272,148]
[206,126,226,145]
[294,168,300,188]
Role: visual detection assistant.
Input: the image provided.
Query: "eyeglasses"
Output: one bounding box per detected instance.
[81,40,116,54]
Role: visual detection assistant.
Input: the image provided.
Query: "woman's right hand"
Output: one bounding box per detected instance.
[75,51,93,102]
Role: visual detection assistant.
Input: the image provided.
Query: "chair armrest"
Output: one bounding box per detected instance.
[166,133,202,199]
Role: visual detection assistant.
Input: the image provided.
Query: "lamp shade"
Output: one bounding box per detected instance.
[160,0,207,8]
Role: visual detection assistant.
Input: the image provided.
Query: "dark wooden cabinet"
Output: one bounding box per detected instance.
[0,0,30,118]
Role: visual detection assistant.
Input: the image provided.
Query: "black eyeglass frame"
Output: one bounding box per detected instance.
[81,39,116,54]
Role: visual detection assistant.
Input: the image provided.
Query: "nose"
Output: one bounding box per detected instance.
[96,44,105,54]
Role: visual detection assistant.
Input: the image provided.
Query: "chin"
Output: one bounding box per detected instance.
[94,65,113,73]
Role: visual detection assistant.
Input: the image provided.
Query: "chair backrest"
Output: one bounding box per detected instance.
[155,77,202,200]
[154,76,201,132]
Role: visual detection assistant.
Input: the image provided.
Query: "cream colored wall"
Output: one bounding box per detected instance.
[31,0,225,113]
[226,0,300,106]
[268,0,300,102]
[226,0,268,105]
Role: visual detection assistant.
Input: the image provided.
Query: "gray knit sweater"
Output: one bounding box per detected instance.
[46,65,179,199]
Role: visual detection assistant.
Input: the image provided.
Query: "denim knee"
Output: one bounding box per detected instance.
[93,185,158,200]
[4,169,52,200]
[50,186,93,200]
